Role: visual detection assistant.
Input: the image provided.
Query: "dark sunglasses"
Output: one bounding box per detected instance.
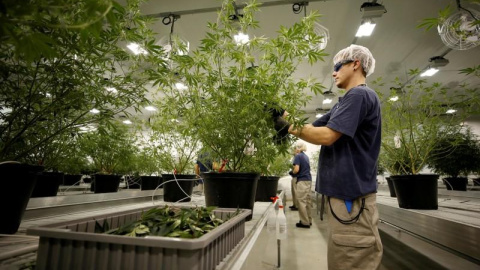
[333,59,354,72]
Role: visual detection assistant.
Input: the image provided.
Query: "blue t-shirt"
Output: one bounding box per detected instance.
[293,152,312,181]
[196,152,213,172]
[312,85,381,200]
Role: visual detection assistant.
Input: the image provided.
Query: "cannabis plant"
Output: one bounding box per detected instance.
[156,0,326,172]
[0,0,168,163]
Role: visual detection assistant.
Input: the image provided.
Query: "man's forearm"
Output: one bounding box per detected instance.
[289,124,341,146]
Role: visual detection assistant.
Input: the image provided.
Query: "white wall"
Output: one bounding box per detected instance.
[464,115,480,138]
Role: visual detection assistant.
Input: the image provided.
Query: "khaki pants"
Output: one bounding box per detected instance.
[327,193,383,270]
[296,180,312,225]
[291,177,298,207]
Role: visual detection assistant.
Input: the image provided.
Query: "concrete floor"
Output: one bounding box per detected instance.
[241,200,329,270]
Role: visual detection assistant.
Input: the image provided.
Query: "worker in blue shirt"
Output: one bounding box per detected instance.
[292,141,312,228]
[273,45,383,269]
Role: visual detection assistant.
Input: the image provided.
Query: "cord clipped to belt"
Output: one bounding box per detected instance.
[328,197,366,225]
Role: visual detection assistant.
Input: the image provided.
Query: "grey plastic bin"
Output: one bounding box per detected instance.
[27,206,251,270]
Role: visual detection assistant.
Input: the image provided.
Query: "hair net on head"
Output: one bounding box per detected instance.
[333,45,376,77]
[295,141,307,152]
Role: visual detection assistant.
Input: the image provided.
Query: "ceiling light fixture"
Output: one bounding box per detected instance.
[123,120,132,125]
[90,108,100,114]
[105,87,118,94]
[420,68,439,77]
[356,21,376,37]
[322,98,332,104]
[127,43,148,55]
[446,109,457,114]
[356,2,387,38]
[175,82,188,91]
[234,32,250,45]
[145,106,157,111]
[389,96,399,102]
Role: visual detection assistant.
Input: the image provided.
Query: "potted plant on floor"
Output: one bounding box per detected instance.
[145,117,200,202]
[78,122,138,193]
[0,0,168,233]
[156,0,326,219]
[374,72,479,209]
[256,150,292,202]
[427,127,480,191]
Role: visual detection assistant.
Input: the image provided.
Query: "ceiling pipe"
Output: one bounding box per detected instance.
[146,0,334,19]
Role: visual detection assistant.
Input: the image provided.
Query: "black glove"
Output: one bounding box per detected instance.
[288,170,293,176]
[273,116,291,144]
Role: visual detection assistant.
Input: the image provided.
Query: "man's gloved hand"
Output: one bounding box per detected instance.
[288,170,294,176]
[273,115,291,144]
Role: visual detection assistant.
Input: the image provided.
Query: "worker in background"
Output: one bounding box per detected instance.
[292,141,312,228]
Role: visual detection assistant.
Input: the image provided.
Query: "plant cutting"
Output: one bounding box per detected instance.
[374,71,479,209]
[156,0,326,218]
[96,205,239,239]
[427,127,480,191]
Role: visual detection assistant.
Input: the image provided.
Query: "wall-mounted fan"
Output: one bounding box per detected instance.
[437,3,480,50]
[312,22,330,50]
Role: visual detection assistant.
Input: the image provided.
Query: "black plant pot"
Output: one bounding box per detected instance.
[256,176,280,202]
[92,174,121,193]
[125,177,141,189]
[162,174,196,202]
[82,175,92,183]
[140,176,162,190]
[63,174,82,186]
[31,172,63,198]
[202,172,259,221]
[390,174,439,210]
[0,163,43,234]
[474,178,480,186]
[386,177,396,197]
[443,177,468,191]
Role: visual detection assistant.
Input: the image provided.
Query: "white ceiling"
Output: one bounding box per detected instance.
[130,0,480,122]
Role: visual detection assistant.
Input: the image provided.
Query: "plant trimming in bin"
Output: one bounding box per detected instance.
[155,0,327,172]
[95,205,240,239]
[0,0,169,164]
[372,71,479,175]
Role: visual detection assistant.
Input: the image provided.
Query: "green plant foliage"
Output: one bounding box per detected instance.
[156,0,326,172]
[264,150,293,177]
[427,128,480,178]
[373,71,480,175]
[97,205,238,239]
[0,0,169,163]
[77,122,138,174]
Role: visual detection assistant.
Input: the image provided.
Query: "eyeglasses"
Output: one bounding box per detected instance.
[333,59,354,72]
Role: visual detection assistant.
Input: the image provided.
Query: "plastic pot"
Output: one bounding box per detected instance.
[386,177,397,197]
[390,174,439,210]
[31,172,63,198]
[162,174,196,202]
[0,163,43,234]
[63,174,82,186]
[92,174,121,193]
[256,176,280,202]
[202,172,259,221]
[443,177,468,191]
[141,176,163,190]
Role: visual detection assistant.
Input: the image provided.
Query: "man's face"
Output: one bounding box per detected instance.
[332,59,355,89]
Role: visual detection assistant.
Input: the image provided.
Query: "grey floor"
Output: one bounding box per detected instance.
[241,201,329,270]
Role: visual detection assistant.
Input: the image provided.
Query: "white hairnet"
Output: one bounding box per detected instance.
[333,45,376,77]
[295,141,307,152]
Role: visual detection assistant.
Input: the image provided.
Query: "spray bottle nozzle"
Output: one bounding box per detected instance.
[270,196,279,203]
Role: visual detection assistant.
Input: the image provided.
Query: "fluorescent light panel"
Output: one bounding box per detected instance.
[123,120,132,125]
[389,96,399,102]
[145,106,157,111]
[234,32,250,45]
[323,98,332,104]
[355,21,376,37]
[127,43,148,55]
[90,108,100,114]
[446,109,457,114]
[420,68,439,77]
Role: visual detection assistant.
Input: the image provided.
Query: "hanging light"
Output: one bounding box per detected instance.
[446,109,457,114]
[356,21,376,37]
[389,96,399,102]
[234,32,250,45]
[90,108,100,114]
[420,68,439,77]
[322,98,332,104]
[123,120,133,125]
[126,43,148,55]
[145,106,157,111]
